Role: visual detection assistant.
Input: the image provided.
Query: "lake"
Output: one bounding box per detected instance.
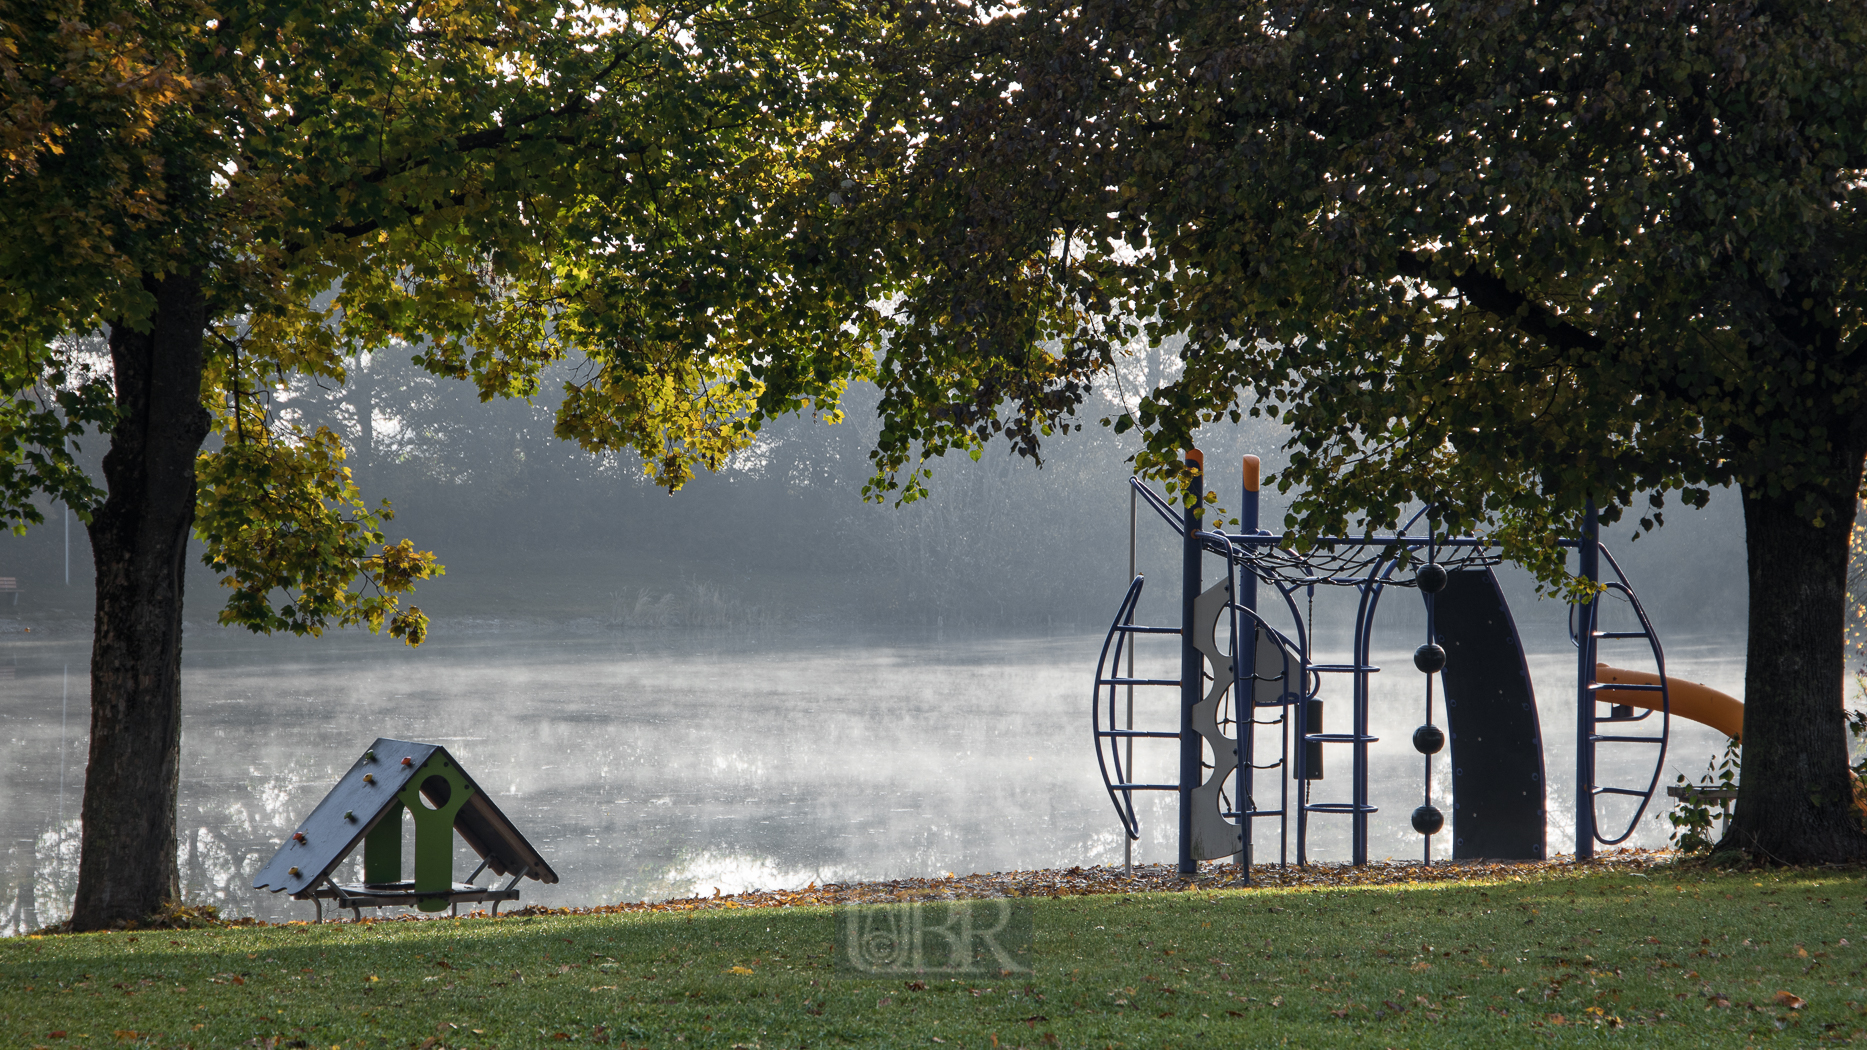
[0,617,1742,932]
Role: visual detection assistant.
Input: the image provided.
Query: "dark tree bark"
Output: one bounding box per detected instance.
[71,272,213,930]
[1723,440,1867,863]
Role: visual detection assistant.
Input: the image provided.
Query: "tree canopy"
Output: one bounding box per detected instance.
[3,0,872,628]
[832,0,1867,860]
[1,0,878,927]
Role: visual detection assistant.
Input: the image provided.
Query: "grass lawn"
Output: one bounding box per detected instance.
[4,863,1863,1049]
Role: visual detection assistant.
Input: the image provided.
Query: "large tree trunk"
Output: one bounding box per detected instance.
[1724,444,1867,863]
[70,273,212,930]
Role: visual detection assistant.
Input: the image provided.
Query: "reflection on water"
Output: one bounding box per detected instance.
[0,620,1741,932]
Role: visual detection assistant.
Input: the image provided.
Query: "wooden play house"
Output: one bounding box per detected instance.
[253,738,558,921]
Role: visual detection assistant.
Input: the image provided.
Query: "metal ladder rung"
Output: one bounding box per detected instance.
[1593,786,1654,798]
[1114,625,1182,635]
[1097,729,1181,739]
[1108,782,1178,791]
[1593,631,1654,640]
[1306,664,1381,673]
[1099,677,1182,687]
[1304,802,1379,814]
[1222,810,1289,819]
[1592,734,1665,744]
[1589,682,1663,692]
[1304,733,1379,743]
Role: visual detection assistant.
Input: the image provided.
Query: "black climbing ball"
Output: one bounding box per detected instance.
[1411,805,1445,835]
[1412,723,1446,755]
[1413,642,1447,674]
[1415,562,1449,594]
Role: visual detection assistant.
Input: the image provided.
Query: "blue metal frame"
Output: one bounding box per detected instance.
[1092,575,1181,838]
[1581,544,1674,846]
[1096,458,1676,874]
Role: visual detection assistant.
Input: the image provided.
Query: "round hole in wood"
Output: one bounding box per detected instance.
[419,774,451,810]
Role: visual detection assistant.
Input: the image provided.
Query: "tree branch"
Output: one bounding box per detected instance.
[1395,250,1605,355]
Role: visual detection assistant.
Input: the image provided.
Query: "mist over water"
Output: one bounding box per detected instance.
[0,375,1752,932]
[2,626,1127,929]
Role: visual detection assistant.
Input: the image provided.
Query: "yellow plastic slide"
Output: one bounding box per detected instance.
[1593,663,1744,740]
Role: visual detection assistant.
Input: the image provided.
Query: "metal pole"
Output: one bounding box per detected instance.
[1126,484,1136,877]
[64,503,70,584]
[1238,456,1260,877]
[1423,533,1436,868]
[1179,449,1204,876]
[1575,501,1600,860]
[1352,583,1373,865]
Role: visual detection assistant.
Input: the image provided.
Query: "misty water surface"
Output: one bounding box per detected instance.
[0,613,1742,933]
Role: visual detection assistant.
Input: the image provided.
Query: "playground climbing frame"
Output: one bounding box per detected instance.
[1092,451,1712,877]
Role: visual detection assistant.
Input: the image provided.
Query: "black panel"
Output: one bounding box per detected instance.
[1300,699,1324,780]
[1427,569,1546,860]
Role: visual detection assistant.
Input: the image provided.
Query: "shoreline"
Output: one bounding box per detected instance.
[329,848,1682,925]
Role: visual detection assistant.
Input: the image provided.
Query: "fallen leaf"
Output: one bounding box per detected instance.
[1775,991,1807,1010]
[728,966,754,975]
[1270,996,1284,1007]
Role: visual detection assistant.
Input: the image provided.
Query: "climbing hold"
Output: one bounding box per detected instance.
[1411,805,1445,835]
[1415,563,1448,594]
[1413,643,1446,674]
[288,866,301,876]
[344,811,355,822]
[292,832,306,843]
[401,756,414,766]
[364,749,376,761]
[362,774,375,784]
[1412,724,1445,755]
